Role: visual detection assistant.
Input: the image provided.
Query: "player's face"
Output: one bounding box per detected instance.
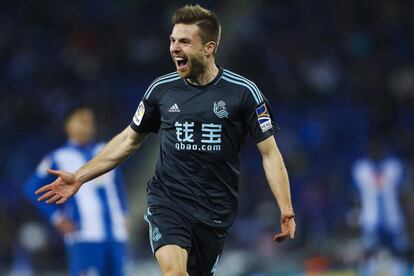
[170,23,206,79]
[66,109,96,144]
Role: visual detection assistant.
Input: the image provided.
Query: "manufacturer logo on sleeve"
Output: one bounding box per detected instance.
[213,100,229,118]
[168,103,180,112]
[256,103,272,132]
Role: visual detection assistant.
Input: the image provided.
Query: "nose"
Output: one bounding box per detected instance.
[170,41,180,53]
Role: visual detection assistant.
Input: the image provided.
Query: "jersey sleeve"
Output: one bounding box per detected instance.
[23,154,63,222]
[130,85,161,133]
[242,87,278,143]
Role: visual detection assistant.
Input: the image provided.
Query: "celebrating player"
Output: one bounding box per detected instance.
[35,5,295,276]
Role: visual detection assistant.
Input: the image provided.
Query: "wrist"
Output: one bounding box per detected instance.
[280,208,294,217]
[73,173,85,186]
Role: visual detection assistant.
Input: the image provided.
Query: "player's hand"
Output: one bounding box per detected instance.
[35,169,82,205]
[55,217,76,235]
[273,213,295,243]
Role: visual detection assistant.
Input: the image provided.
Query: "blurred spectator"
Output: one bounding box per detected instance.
[351,137,410,275]
[23,108,129,275]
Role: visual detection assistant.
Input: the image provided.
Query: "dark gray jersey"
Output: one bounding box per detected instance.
[130,67,276,227]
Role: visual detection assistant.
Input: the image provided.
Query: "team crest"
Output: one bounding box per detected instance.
[213,101,229,118]
[152,227,162,242]
[256,103,272,132]
[133,101,145,126]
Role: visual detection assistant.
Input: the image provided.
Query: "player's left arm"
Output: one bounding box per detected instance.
[257,135,295,242]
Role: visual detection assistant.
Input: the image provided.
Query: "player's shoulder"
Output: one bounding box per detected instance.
[143,71,182,100]
[36,144,76,175]
[52,143,85,161]
[384,156,404,170]
[51,144,73,156]
[352,158,372,173]
[220,68,264,104]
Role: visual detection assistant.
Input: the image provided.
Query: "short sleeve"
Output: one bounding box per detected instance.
[35,155,53,177]
[242,90,278,143]
[24,153,62,220]
[130,95,161,134]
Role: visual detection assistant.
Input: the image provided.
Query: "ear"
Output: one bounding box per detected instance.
[204,41,217,56]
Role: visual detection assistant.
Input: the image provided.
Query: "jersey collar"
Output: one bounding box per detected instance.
[184,66,224,88]
[66,139,95,150]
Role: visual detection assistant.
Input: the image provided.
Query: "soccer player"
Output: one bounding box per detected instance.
[24,108,129,276]
[35,5,295,276]
[351,138,409,275]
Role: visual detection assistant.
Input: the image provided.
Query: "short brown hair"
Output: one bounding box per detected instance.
[172,4,221,49]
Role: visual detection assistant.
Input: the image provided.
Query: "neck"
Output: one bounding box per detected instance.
[68,137,91,146]
[186,60,219,86]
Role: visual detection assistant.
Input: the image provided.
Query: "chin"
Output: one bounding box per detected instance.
[176,68,191,78]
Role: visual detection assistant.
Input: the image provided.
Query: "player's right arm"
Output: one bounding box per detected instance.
[36,127,148,205]
[36,74,166,204]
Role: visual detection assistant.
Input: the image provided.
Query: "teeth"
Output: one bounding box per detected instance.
[175,57,184,61]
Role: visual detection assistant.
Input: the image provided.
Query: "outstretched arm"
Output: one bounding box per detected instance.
[36,126,148,204]
[257,135,295,242]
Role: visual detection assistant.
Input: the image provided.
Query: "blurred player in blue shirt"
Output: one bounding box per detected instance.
[352,138,409,275]
[24,108,129,276]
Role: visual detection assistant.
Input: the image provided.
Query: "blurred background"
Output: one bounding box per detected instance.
[1,0,414,275]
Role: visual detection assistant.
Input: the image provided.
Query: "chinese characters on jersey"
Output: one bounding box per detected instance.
[175,122,222,151]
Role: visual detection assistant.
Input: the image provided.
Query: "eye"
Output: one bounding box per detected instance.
[180,39,191,45]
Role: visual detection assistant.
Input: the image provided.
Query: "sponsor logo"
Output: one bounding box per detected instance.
[133,101,145,126]
[168,103,180,112]
[174,121,222,151]
[213,100,229,118]
[175,143,221,151]
[256,103,272,132]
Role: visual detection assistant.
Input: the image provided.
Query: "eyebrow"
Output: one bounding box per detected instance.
[170,35,192,43]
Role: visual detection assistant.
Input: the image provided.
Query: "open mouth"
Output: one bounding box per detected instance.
[174,56,188,69]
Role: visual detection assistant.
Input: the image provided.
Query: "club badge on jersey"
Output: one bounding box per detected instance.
[256,103,272,132]
[133,101,145,126]
[213,100,229,118]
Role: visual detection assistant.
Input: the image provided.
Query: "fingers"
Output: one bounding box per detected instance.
[56,197,68,205]
[47,168,62,177]
[35,184,53,195]
[274,216,296,243]
[65,221,76,233]
[273,231,289,243]
[56,218,76,234]
[289,220,296,239]
[37,190,55,202]
[46,194,62,204]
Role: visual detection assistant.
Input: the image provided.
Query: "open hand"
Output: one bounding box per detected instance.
[273,213,295,243]
[35,169,82,205]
